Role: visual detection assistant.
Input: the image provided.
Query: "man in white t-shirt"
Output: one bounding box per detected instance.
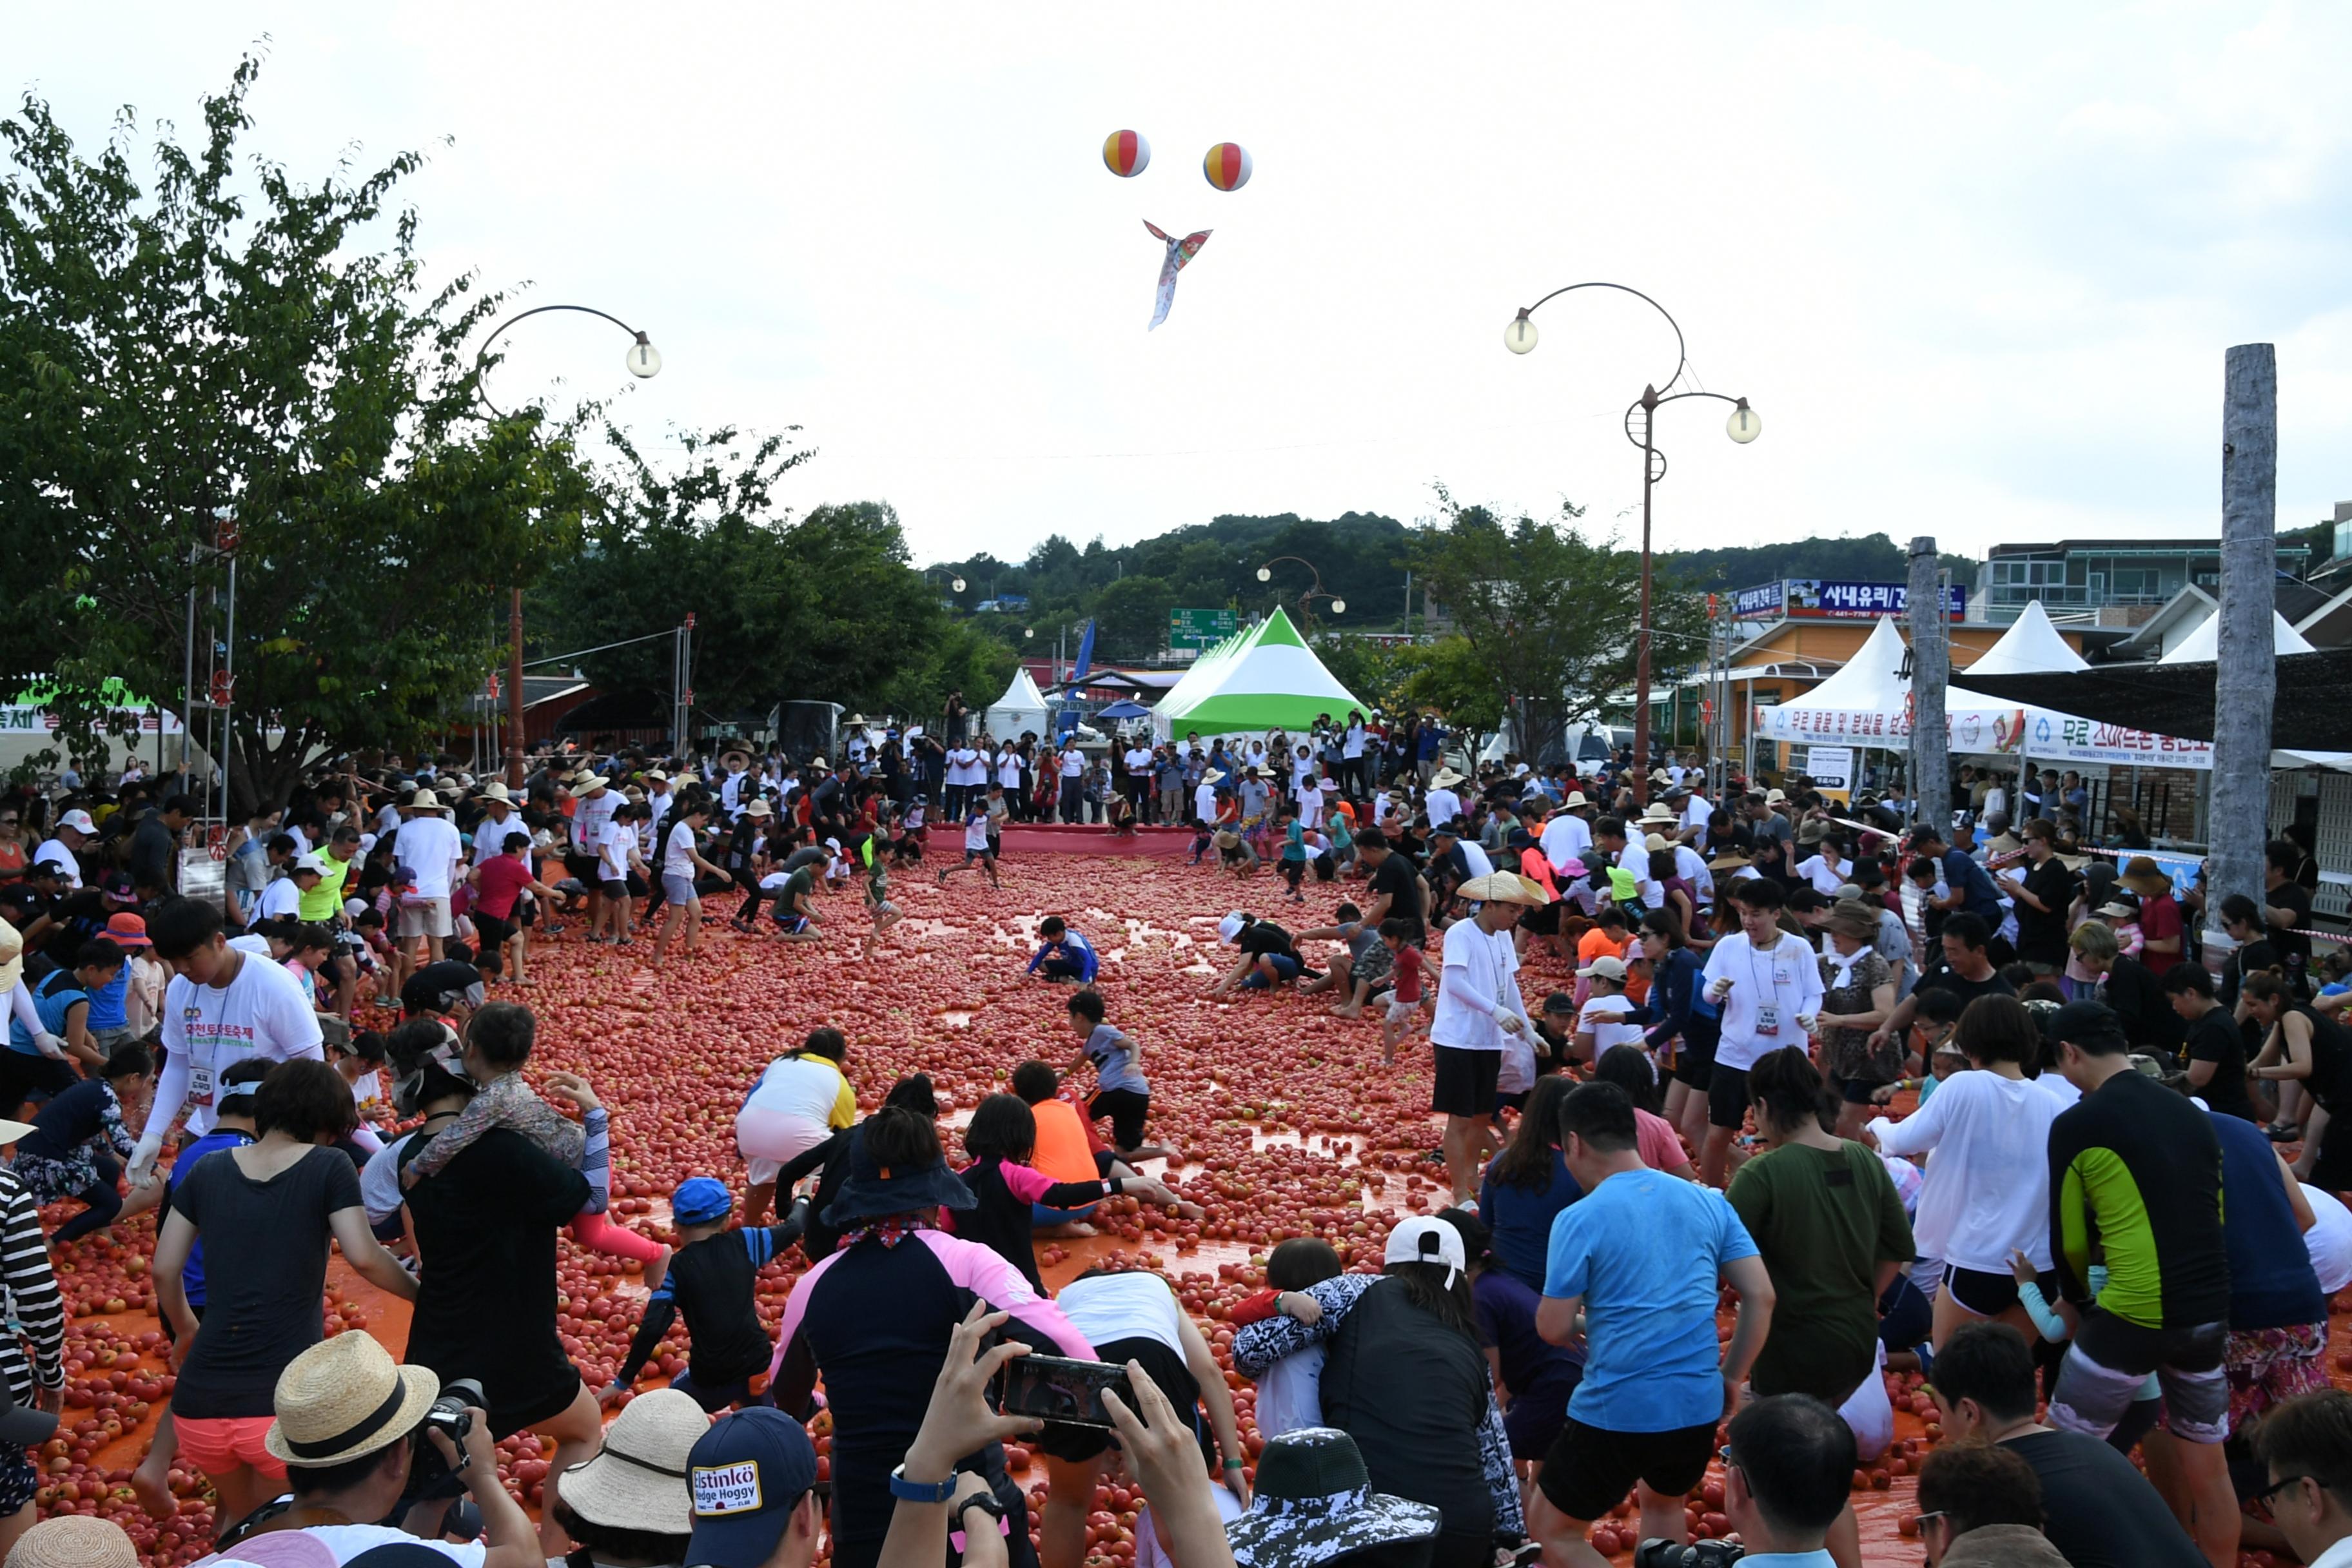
[566,775,618,932]
[1194,770,1223,828]
[394,790,465,963]
[1424,770,1465,834]
[1540,794,1594,877]
[128,898,326,1186]
[1700,877,1823,1185]
[1428,875,1541,1205]
[1573,955,1647,1059]
[469,784,531,866]
[1057,745,1086,823]
[1122,743,1155,816]
[945,745,984,822]
[32,809,95,889]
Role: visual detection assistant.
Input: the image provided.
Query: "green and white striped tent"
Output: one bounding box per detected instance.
[1152,607,1365,738]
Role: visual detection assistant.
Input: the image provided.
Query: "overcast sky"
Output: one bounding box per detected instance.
[16,4,2352,569]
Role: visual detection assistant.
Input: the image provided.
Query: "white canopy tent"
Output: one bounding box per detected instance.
[984,668,1053,740]
[2157,609,2315,665]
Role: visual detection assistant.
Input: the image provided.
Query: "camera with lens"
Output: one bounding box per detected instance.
[423,1377,485,1447]
[1634,1538,1744,1568]
[406,1377,487,1502]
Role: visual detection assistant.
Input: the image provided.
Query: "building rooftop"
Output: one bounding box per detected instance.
[1988,536,2311,559]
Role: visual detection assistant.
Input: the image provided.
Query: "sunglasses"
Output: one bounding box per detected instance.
[2252,1474,2313,1511]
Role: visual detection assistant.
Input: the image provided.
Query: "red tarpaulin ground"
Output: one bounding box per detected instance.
[996,823,1197,858]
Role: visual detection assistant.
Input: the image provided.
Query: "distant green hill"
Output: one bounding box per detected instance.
[932,515,1977,659]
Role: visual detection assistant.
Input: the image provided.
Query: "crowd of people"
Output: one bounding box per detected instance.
[0,718,2346,1568]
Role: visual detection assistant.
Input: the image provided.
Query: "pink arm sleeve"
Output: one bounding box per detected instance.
[916,1230,1097,1359]
[998,1161,1059,1204]
[767,1247,847,1382]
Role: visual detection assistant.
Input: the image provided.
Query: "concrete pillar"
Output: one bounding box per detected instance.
[2208,344,2277,936]
[1908,537,1949,830]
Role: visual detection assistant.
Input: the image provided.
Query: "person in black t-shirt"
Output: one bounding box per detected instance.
[2266,841,2317,997]
[2166,965,2257,1122]
[1354,829,1426,946]
[1870,913,2017,1057]
[1997,822,2075,974]
[1210,913,1311,995]
[1928,1322,2206,1568]
[603,1177,806,1413]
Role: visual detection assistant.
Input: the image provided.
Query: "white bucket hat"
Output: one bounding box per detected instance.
[554,1388,706,1536]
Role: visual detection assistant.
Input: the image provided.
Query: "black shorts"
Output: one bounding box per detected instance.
[600,877,629,899]
[1707,1063,1752,1131]
[564,851,598,883]
[1833,1076,1891,1106]
[1090,1088,1151,1152]
[1943,1264,2023,1318]
[474,912,516,953]
[1432,1046,1501,1118]
[1522,903,1563,936]
[1538,1416,1718,1523]
[1667,1052,1714,1093]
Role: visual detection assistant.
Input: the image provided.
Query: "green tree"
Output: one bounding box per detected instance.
[540,426,995,730]
[1091,574,1173,661]
[0,59,597,812]
[1393,636,1506,758]
[1410,485,1707,766]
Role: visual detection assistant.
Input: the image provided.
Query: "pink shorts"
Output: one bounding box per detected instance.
[176,1415,285,1478]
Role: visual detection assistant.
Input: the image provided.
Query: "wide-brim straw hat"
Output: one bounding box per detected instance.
[1457,872,1549,906]
[5,1514,141,1568]
[1430,767,1466,789]
[555,1388,706,1537]
[407,789,447,812]
[745,799,774,818]
[478,781,511,803]
[2119,856,2172,897]
[264,1329,440,1467]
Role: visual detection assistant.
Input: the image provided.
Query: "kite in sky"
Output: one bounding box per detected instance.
[1144,220,1211,330]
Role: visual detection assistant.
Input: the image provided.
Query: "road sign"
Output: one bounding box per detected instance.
[1168,607,1237,648]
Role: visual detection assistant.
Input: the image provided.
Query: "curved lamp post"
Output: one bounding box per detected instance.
[1256,556,1347,623]
[1505,284,1756,802]
[473,304,663,784]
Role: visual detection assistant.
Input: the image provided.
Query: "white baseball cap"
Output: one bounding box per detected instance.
[293,853,328,877]
[57,810,97,835]
[1384,1216,1467,1288]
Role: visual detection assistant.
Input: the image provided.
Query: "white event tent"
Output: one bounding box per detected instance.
[984,668,1053,739]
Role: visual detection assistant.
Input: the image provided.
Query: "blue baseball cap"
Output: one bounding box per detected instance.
[686,1407,819,1568]
[671,1177,734,1228]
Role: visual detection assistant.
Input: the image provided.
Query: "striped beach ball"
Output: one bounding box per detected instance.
[1202,142,1252,191]
[1102,130,1151,178]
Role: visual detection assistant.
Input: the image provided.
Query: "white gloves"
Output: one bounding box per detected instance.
[126,1134,166,1190]
[32,1034,67,1063]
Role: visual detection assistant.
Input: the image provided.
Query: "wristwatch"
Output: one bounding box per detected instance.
[956,1490,1008,1526]
[887,1464,958,1504]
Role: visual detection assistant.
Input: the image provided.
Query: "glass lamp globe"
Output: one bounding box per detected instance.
[626,337,663,378]
[1256,567,1272,582]
[1024,628,1035,639]
[1726,399,1761,444]
[950,576,966,593]
[1329,598,1346,614]
[1504,313,1538,355]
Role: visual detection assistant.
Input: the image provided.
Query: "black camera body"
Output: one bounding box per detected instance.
[424,1377,486,1447]
[1634,1538,1745,1568]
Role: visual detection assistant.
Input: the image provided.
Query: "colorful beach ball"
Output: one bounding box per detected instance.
[1202,142,1253,191]
[1102,130,1151,178]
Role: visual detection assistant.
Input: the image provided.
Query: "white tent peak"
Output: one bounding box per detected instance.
[1966,600,2088,677]
[985,667,1052,738]
[1770,616,1910,716]
[2158,609,2314,665]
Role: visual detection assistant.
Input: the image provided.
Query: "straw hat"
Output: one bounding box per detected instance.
[0,921,23,995]
[576,776,611,795]
[1430,767,1466,789]
[744,799,774,818]
[555,1388,705,1537]
[407,789,447,812]
[1562,790,1591,809]
[478,781,512,803]
[2119,856,2172,898]
[1642,832,1674,853]
[1763,788,1788,805]
[5,1515,139,1568]
[263,1329,440,1467]
[1456,872,1549,906]
[1707,852,1754,872]
[1638,804,1678,825]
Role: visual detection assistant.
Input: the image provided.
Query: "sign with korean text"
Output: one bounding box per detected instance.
[1736,580,1966,621]
[1168,607,1238,648]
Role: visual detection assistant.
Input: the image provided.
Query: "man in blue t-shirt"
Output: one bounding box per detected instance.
[1026,917,1099,983]
[1531,1082,1776,1568]
[1906,825,2006,928]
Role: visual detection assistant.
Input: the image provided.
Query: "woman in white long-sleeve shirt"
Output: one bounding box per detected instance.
[1865,994,2061,1351]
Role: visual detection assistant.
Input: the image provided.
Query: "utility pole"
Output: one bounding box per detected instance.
[2208,343,2277,943]
[1907,536,1949,830]
[507,588,527,789]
